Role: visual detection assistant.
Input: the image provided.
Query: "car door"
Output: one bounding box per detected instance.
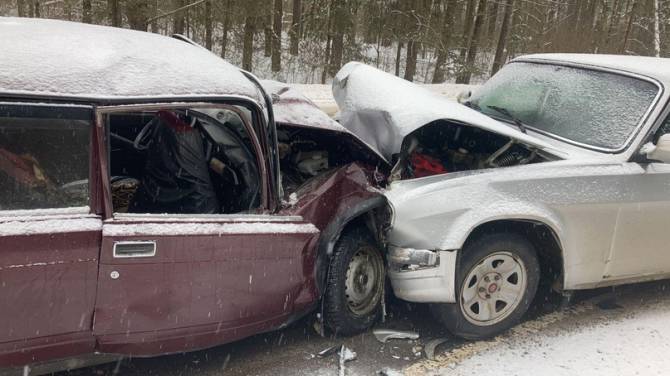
[92,103,320,357]
[0,103,100,367]
[605,118,670,280]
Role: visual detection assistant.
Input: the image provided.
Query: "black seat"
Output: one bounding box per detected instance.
[129,111,220,214]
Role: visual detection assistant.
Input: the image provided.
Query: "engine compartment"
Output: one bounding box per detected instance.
[277,124,383,197]
[391,120,550,180]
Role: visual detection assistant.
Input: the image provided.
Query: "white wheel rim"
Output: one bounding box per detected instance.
[460,251,527,326]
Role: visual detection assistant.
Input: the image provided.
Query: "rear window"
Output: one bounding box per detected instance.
[0,105,91,211]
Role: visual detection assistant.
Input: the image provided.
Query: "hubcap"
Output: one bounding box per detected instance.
[345,246,384,316]
[460,252,527,326]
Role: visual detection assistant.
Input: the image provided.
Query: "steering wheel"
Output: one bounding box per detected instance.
[133,118,156,151]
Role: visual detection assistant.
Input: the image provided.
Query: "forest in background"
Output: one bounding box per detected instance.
[1,0,669,84]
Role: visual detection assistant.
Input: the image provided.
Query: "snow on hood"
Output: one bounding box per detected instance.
[261,80,349,133]
[0,17,261,101]
[332,62,554,161]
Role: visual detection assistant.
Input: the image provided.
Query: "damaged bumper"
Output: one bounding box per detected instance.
[387,246,458,303]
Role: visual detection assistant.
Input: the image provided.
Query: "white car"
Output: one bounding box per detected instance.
[334,55,670,339]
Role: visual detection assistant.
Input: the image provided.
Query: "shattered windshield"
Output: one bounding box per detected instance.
[469,62,659,150]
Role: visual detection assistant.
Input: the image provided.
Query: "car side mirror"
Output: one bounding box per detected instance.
[645,134,670,163]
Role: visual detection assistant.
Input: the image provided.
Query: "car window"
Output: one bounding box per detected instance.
[106,106,262,215]
[0,105,91,211]
[470,62,659,150]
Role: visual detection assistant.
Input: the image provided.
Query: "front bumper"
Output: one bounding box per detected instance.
[387,246,458,303]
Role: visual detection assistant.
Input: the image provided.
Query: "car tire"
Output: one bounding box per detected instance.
[324,226,385,336]
[431,232,540,340]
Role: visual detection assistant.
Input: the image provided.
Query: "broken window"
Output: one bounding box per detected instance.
[106,106,261,215]
[0,105,91,211]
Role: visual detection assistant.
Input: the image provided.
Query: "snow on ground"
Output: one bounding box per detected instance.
[407,283,670,376]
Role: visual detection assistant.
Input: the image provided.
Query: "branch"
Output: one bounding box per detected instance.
[147,0,207,23]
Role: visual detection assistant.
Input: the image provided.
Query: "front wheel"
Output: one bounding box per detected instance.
[324,227,385,336]
[432,233,540,340]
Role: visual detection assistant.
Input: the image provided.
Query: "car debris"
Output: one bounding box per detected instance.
[317,345,341,358]
[424,338,450,360]
[338,346,357,376]
[372,328,420,343]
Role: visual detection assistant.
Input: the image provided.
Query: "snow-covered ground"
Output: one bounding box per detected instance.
[406,282,670,376]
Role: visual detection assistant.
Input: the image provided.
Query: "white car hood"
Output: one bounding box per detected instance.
[332,62,555,161]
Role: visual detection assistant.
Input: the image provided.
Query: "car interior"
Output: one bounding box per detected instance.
[107,107,261,215]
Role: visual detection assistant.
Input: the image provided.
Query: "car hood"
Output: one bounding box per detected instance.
[332,62,555,161]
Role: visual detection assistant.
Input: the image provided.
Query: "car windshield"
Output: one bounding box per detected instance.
[469,62,659,150]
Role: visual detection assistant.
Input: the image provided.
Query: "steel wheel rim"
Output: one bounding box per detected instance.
[460,251,527,326]
[345,245,384,316]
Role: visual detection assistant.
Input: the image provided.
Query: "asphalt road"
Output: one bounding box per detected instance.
[56,280,670,376]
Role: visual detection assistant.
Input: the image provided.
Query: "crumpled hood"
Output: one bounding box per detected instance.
[332,62,555,161]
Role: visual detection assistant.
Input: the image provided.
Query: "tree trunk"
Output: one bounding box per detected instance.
[328,0,346,77]
[272,0,283,72]
[29,0,40,17]
[404,40,418,81]
[290,0,302,55]
[264,13,272,57]
[620,2,636,54]
[487,0,499,39]
[173,0,185,34]
[204,0,213,50]
[221,0,231,58]
[432,0,456,83]
[126,0,149,31]
[653,0,661,57]
[395,41,403,77]
[491,0,514,75]
[82,0,92,23]
[243,15,256,71]
[459,0,476,60]
[109,0,121,26]
[457,0,487,83]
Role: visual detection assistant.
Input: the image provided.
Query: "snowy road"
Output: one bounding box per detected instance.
[59,280,670,376]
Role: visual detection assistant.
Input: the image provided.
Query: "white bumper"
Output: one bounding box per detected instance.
[387,246,458,303]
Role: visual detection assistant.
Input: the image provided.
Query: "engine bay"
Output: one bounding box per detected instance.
[391,120,549,180]
[277,124,383,197]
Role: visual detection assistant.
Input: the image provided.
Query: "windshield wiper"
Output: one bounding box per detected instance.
[486,105,528,134]
[463,100,482,111]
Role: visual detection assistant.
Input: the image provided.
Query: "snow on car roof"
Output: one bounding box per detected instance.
[0,17,262,102]
[517,54,670,87]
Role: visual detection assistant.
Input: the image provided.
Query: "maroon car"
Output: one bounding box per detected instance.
[0,18,389,373]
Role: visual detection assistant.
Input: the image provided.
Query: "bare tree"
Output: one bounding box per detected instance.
[290,0,302,55]
[82,0,92,23]
[457,0,487,83]
[204,0,212,50]
[272,0,283,72]
[491,0,514,75]
[432,0,456,83]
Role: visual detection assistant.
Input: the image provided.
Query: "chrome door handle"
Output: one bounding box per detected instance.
[113,241,156,258]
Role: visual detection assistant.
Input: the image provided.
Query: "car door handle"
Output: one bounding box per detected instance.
[113,241,157,258]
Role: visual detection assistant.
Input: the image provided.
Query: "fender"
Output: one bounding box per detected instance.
[315,194,387,294]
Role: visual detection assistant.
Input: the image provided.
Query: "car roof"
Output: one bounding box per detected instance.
[515,53,670,87]
[0,17,262,103]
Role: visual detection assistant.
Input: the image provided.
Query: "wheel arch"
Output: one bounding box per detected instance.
[461,219,565,292]
[315,195,387,295]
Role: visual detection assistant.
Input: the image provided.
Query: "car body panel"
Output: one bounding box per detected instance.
[93,217,319,356]
[0,211,101,367]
